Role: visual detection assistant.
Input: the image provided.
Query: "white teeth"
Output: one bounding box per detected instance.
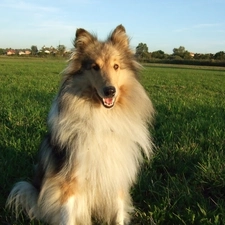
[103,97,115,108]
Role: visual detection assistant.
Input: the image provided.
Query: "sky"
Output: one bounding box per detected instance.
[0,0,225,54]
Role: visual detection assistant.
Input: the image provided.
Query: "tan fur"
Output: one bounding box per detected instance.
[7,25,154,225]
[60,178,77,204]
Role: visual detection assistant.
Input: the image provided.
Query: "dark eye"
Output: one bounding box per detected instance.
[114,64,119,70]
[92,63,100,71]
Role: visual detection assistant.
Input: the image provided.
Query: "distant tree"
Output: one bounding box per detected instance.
[173,46,191,59]
[214,51,225,60]
[135,43,149,60]
[0,48,5,55]
[151,50,165,59]
[194,53,214,60]
[57,44,66,56]
[193,53,201,60]
[31,45,38,55]
[173,46,185,57]
[183,51,192,59]
[169,55,183,60]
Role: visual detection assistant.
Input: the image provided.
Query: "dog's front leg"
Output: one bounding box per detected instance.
[116,197,125,225]
[60,196,75,225]
[114,194,132,225]
[60,195,91,225]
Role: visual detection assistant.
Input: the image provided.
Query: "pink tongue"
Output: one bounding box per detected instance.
[104,98,113,104]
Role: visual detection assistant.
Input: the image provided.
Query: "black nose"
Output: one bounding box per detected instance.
[103,86,116,97]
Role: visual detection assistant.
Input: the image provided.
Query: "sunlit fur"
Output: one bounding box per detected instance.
[7,25,154,225]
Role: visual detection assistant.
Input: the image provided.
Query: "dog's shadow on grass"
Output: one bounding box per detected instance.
[0,142,37,224]
[0,89,54,224]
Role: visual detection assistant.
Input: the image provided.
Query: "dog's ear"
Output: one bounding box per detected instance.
[109,24,129,48]
[74,28,96,51]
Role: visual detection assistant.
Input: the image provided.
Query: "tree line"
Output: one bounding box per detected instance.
[136,43,225,66]
[1,43,225,66]
[0,44,70,57]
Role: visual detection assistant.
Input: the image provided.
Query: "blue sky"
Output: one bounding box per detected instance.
[1,0,225,54]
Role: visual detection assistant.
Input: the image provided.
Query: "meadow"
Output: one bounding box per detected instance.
[0,57,225,224]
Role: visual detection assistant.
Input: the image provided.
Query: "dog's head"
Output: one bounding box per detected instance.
[64,25,140,109]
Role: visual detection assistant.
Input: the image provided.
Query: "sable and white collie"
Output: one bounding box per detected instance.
[7,25,154,225]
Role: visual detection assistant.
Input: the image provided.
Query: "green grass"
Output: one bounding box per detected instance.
[1,57,225,224]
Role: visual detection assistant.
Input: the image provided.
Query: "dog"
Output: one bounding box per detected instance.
[7,24,154,225]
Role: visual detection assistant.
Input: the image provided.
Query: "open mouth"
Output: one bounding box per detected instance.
[95,91,116,108]
[95,86,117,109]
[102,97,115,108]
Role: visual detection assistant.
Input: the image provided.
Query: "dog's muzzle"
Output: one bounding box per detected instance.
[100,86,116,108]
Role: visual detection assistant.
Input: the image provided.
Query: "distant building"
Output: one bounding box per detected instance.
[7,49,16,55]
[19,51,25,55]
[189,52,195,57]
[25,50,31,55]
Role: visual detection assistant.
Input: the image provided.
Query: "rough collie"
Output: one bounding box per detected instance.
[7,25,154,225]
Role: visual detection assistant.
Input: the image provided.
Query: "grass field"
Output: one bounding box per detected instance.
[0,57,225,224]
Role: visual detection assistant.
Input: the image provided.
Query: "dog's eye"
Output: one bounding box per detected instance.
[114,64,119,70]
[92,64,100,71]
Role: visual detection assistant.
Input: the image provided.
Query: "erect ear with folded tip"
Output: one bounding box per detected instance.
[74,28,96,51]
[109,24,129,48]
